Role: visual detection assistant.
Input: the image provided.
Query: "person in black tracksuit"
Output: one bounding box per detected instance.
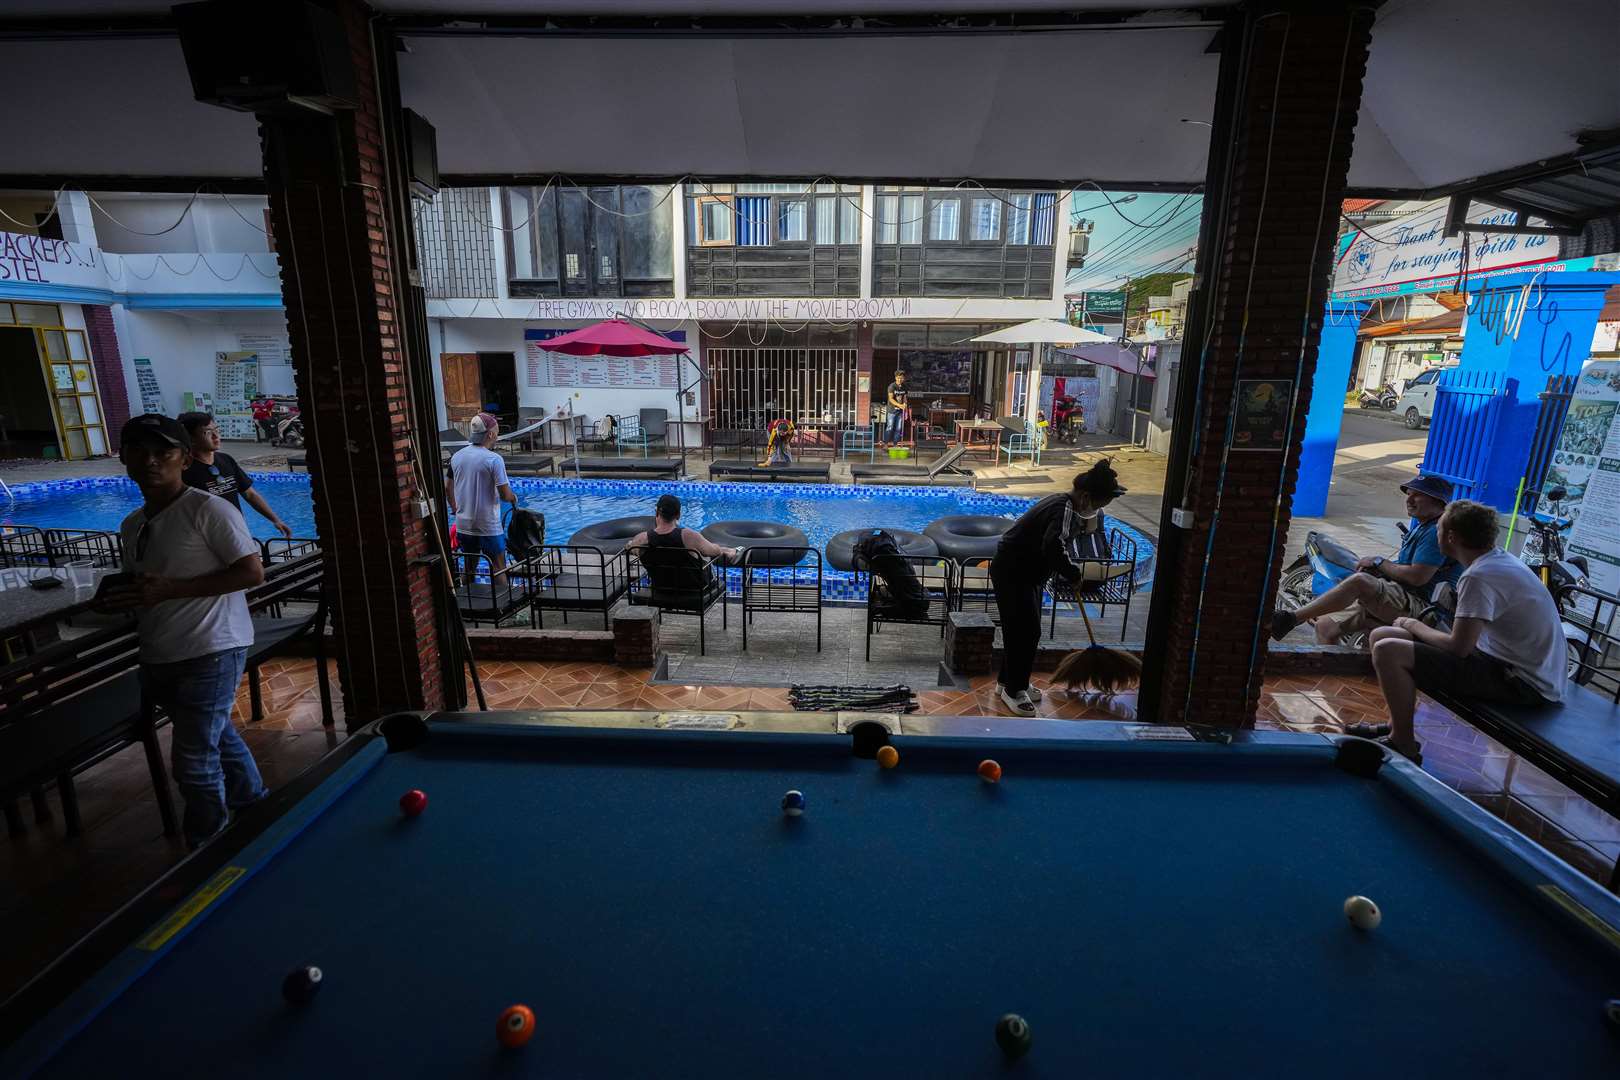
[990,459,1126,715]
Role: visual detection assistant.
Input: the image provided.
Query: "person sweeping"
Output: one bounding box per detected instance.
[991,459,1136,715]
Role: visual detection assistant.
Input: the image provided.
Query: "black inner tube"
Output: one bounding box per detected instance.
[923,515,1012,560]
[824,527,939,572]
[700,521,810,566]
[567,516,657,553]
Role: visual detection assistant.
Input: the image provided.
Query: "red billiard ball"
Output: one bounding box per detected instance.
[978,759,1003,784]
[399,789,428,817]
[497,1004,536,1048]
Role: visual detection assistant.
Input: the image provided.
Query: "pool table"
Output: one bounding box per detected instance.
[5,711,1620,1077]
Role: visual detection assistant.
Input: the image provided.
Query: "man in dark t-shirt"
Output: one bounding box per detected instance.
[178,412,293,538]
[883,371,909,445]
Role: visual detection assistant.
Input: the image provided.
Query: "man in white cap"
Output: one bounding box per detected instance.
[448,411,517,584]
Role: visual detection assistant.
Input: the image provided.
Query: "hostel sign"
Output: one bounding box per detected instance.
[0,232,101,285]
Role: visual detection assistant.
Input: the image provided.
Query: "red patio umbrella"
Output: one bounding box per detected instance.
[536,319,694,475]
[539,318,687,356]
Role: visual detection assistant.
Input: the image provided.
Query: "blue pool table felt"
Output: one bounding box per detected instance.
[23,725,1620,1078]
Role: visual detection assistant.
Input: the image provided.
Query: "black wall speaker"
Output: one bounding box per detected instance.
[174,0,359,115]
[404,109,440,201]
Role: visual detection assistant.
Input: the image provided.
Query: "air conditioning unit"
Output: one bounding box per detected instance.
[1066,226,1092,268]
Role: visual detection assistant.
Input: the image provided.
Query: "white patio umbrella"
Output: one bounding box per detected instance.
[970,319,1114,346]
[971,320,1114,427]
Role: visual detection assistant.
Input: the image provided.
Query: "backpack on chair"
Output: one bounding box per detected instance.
[505,507,547,561]
[852,529,929,617]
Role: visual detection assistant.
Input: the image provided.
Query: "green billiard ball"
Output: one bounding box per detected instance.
[995,1013,1032,1059]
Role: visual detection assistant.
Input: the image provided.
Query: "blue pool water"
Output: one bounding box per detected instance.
[1,475,1156,596]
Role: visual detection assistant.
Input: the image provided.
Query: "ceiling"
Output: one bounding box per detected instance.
[0,0,1614,194]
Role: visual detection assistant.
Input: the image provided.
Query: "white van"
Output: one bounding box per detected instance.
[1395,367,1455,429]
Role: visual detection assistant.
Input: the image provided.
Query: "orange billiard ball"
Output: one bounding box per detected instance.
[978,759,1003,784]
[497,1004,536,1049]
[876,745,900,769]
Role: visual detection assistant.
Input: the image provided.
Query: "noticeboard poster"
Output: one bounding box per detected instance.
[1540,361,1620,593]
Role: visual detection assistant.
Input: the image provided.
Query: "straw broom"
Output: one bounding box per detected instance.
[1052,601,1141,694]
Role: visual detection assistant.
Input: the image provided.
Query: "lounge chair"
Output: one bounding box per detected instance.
[850,445,976,488]
[568,457,682,479]
[709,462,831,483]
[500,452,558,477]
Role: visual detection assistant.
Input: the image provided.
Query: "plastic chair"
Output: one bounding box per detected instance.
[997,416,1041,466]
[839,423,877,461]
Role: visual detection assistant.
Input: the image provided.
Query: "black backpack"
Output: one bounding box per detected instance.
[852,529,929,617]
[505,507,547,561]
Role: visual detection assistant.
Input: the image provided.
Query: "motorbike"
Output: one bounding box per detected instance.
[1049,396,1082,445]
[271,411,304,449]
[1356,384,1398,411]
[1522,486,1596,684]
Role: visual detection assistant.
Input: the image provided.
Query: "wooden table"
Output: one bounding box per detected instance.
[926,407,966,437]
[955,419,1003,459]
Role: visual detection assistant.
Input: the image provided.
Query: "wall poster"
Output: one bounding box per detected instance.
[1229,379,1292,451]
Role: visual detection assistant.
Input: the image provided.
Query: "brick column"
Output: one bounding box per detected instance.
[1148,3,1374,727]
[258,0,445,723]
[83,305,131,450]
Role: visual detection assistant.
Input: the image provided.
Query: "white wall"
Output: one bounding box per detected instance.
[90,194,272,255]
[433,317,705,432]
[111,308,295,416]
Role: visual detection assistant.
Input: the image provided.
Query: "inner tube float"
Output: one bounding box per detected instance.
[700,520,809,566]
[824,527,939,572]
[923,515,1013,562]
[567,516,657,554]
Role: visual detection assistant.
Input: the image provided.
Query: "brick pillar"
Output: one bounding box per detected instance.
[1149,3,1373,727]
[258,0,444,723]
[83,305,131,450]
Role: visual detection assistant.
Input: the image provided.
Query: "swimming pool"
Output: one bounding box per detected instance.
[1,474,1156,598]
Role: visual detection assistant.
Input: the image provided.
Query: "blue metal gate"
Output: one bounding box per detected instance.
[1420,369,1516,505]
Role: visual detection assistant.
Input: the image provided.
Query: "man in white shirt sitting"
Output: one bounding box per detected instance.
[100,414,267,848]
[1366,499,1566,765]
[448,412,518,585]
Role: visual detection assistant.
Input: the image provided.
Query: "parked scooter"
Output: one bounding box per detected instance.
[1356,384,1398,411]
[271,410,304,449]
[1522,487,1595,683]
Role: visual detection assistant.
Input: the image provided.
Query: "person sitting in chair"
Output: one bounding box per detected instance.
[1362,499,1566,764]
[1270,473,1459,645]
[625,494,741,565]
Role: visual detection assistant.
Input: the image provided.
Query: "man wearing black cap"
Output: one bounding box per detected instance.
[991,459,1127,715]
[1270,473,1459,645]
[98,414,267,848]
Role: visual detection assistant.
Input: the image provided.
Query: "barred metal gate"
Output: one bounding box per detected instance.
[1419,369,1515,505]
[707,346,860,431]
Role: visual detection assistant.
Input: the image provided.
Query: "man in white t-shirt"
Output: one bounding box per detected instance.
[98,414,267,848]
[1366,499,1565,765]
[448,411,518,584]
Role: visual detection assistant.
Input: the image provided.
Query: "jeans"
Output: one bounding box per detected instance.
[143,647,264,846]
[991,556,1044,695]
[885,409,907,443]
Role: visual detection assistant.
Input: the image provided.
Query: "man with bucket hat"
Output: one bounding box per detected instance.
[1270,472,1459,645]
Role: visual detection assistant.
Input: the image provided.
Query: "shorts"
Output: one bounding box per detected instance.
[1330,574,1426,635]
[458,532,506,558]
[1412,643,1551,706]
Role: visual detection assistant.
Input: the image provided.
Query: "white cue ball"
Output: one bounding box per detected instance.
[1343,895,1382,931]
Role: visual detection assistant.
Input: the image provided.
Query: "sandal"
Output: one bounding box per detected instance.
[1375,735,1422,766]
[1345,721,1392,739]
